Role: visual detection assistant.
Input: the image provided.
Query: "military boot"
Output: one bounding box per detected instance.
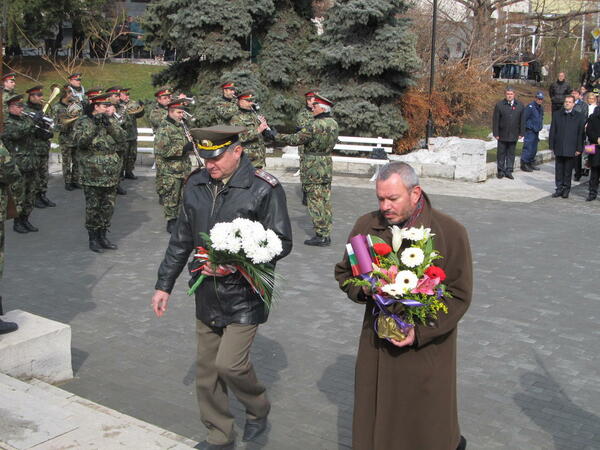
[23,216,39,232]
[40,192,56,207]
[0,295,18,335]
[88,230,104,253]
[304,235,331,247]
[34,193,47,208]
[116,184,127,195]
[13,217,29,234]
[98,229,118,250]
[301,190,307,206]
[65,183,75,191]
[124,171,137,180]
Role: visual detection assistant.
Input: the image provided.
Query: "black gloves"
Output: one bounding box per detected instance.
[183,141,195,154]
[262,127,278,140]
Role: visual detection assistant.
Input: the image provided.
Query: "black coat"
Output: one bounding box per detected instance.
[549,80,572,105]
[155,154,293,327]
[585,109,600,167]
[492,99,525,142]
[549,109,585,157]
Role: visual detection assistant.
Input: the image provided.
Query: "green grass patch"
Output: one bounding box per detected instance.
[486,140,549,163]
[459,123,491,140]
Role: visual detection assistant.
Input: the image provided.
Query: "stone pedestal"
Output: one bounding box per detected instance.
[0,310,73,383]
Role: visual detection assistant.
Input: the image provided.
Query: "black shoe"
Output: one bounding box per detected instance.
[23,217,39,232]
[520,163,533,172]
[574,175,581,181]
[166,219,177,234]
[304,235,331,247]
[13,218,29,234]
[88,230,104,253]
[583,168,590,176]
[40,193,56,207]
[529,163,540,171]
[496,172,504,179]
[551,191,563,198]
[98,230,118,249]
[0,318,18,335]
[505,172,514,180]
[301,191,307,206]
[242,416,268,442]
[561,190,570,199]
[124,171,137,180]
[116,184,127,195]
[65,183,75,191]
[193,441,234,450]
[456,435,467,450]
[72,182,82,189]
[34,194,47,208]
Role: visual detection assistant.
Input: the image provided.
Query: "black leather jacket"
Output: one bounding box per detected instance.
[155,154,293,327]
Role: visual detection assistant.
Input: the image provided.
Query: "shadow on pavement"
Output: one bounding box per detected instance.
[514,353,600,449]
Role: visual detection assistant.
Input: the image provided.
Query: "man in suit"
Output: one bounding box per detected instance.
[549,95,585,199]
[492,87,525,179]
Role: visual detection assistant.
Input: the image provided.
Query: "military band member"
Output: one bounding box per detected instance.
[1,95,42,234]
[67,73,86,103]
[230,91,267,169]
[297,90,318,205]
[262,94,338,246]
[106,90,127,195]
[52,86,80,191]
[154,99,193,233]
[215,81,238,122]
[119,87,145,179]
[149,87,172,133]
[2,73,17,116]
[0,139,20,334]
[25,86,56,208]
[72,93,126,253]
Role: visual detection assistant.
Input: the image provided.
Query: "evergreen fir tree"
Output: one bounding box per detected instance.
[313,0,419,139]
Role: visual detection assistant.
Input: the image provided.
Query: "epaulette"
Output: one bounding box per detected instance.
[185,167,203,184]
[255,169,279,187]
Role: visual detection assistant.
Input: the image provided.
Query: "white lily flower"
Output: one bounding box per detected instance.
[390,225,403,252]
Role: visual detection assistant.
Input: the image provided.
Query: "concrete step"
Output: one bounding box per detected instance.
[0,373,197,449]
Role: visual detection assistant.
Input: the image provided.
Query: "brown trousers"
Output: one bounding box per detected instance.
[196,320,270,445]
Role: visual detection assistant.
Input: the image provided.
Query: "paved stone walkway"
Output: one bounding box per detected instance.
[2,166,599,449]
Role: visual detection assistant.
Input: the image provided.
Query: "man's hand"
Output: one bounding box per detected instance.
[201,262,230,277]
[389,328,415,348]
[494,136,499,140]
[152,290,170,317]
[258,121,269,133]
[575,151,581,156]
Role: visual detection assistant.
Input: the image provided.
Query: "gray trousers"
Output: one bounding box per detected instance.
[196,320,270,445]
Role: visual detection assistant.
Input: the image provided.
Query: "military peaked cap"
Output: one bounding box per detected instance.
[26,85,44,95]
[2,73,16,81]
[313,94,334,107]
[190,125,246,159]
[89,93,112,105]
[6,94,24,105]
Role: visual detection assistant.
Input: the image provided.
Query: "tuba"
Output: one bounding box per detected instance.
[62,101,84,125]
[126,100,145,115]
[42,84,62,115]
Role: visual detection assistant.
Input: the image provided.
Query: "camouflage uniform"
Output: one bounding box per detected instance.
[52,100,79,186]
[296,107,314,190]
[2,113,38,218]
[0,141,21,278]
[24,102,52,199]
[108,114,128,184]
[154,117,192,220]
[215,96,238,123]
[230,108,266,168]
[118,100,145,173]
[72,114,126,231]
[149,104,168,133]
[2,88,14,116]
[274,112,339,237]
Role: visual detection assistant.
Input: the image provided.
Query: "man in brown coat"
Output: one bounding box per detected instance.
[335,161,473,450]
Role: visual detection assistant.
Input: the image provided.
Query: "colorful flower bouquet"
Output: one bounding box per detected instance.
[187,218,283,309]
[343,225,451,341]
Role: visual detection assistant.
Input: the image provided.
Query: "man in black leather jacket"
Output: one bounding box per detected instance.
[152,125,292,450]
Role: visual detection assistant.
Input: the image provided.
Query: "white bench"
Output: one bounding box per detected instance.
[282,135,394,181]
[137,127,155,154]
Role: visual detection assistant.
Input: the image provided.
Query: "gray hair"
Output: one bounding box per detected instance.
[320,104,332,114]
[376,162,419,189]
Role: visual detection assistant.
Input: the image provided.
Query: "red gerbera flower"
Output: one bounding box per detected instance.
[425,265,446,281]
[373,243,392,256]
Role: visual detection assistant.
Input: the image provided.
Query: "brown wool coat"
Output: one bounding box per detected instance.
[334,193,473,450]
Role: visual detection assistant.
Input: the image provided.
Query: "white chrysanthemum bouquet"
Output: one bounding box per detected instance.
[187,218,283,308]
